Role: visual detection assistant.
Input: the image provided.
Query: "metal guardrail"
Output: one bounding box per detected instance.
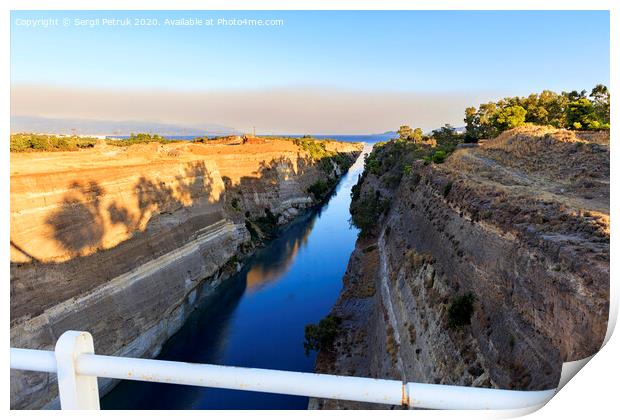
[10,331,557,410]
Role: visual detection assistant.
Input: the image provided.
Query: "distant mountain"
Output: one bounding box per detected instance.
[374,130,397,137]
[10,116,241,136]
[375,128,466,137]
[428,125,466,135]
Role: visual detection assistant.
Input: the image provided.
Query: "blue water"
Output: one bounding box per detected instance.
[101,146,369,409]
[287,133,395,143]
[107,133,395,144]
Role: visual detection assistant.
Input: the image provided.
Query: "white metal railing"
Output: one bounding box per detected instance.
[10,331,557,410]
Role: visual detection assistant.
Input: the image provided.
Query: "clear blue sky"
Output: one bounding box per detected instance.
[11,10,609,94]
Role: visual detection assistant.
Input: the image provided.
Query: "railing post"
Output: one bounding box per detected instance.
[54,331,100,409]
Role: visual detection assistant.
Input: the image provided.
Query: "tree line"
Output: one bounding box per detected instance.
[464,84,609,141]
[396,84,610,145]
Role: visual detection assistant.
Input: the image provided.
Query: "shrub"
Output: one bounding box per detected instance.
[244,208,279,242]
[245,220,259,240]
[447,292,476,329]
[288,137,356,175]
[10,133,98,152]
[293,138,329,161]
[307,179,335,200]
[350,191,391,236]
[443,182,453,197]
[332,153,354,171]
[318,158,335,174]
[303,315,342,355]
[382,173,402,189]
[128,133,166,142]
[28,135,50,150]
[432,124,464,147]
[366,155,382,175]
[350,177,363,201]
[432,150,447,164]
[253,207,279,239]
[107,133,175,146]
[362,139,437,183]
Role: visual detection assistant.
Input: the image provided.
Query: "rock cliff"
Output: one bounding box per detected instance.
[10,137,362,409]
[311,126,609,409]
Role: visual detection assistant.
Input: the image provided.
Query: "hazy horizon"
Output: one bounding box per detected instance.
[11,10,610,134]
[11,84,508,135]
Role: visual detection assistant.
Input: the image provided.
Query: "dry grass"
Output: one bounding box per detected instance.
[407,249,431,271]
[386,325,399,366]
[342,246,379,299]
[430,124,610,279]
[481,125,607,156]
[445,125,609,214]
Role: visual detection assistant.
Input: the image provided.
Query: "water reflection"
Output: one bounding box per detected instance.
[246,216,316,294]
[102,145,368,410]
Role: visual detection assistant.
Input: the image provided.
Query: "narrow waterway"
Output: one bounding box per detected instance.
[102,144,371,409]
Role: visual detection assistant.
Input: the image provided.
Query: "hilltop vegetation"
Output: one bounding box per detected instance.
[464,84,610,141]
[392,84,610,148]
[107,133,175,146]
[10,133,177,152]
[350,84,610,236]
[326,125,609,404]
[350,124,463,235]
[9,131,357,169]
[10,133,99,152]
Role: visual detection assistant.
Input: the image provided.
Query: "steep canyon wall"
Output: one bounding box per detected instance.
[312,126,609,409]
[10,138,362,409]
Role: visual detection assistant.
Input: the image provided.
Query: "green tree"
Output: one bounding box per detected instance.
[493,105,527,130]
[463,103,500,141]
[447,293,476,329]
[432,124,462,152]
[411,127,424,142]
[461,84,609,138]
[590,84,610,125]
[350,191,390,236]
[565,89,587,102]
[398,125,413,140]
[398,125,425,142]
[432,124,457,141]
[566,98,601,130]
[539,90,568,128]
[520,93,547,125]
[477,102,501,138]
[303,315,342,355]
[464,106,480,142]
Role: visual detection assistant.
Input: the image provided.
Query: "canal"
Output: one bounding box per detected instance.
[102,144,370,409]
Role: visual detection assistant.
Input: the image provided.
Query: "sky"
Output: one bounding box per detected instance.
[11,10,610,134]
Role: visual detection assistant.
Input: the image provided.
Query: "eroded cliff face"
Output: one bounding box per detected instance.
[311,126,609,409]
[10,137,362,409]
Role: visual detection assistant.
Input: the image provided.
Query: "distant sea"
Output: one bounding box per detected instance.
[106,133,396,144]
[296,133,396,143]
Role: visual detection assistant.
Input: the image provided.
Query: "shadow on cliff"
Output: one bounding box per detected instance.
[10,152,339,323]
[42,162,216,257]
[100,210,319,409]
[11,161,217,322]
[44,181,106,256]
